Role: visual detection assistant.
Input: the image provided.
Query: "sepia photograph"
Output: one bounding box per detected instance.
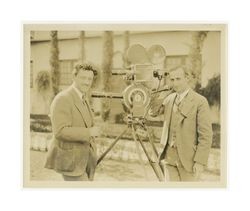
[23,24,227,187]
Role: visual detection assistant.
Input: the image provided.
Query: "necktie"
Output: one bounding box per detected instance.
[173,94,180,112]
[82,96,93,127]
[175,94,180,106]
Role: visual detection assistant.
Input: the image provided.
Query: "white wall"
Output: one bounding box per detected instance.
[31,31,220,85]
[30,31,221,118]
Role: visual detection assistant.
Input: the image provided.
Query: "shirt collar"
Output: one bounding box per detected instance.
[176,88,190,102]
[72,84,85,100]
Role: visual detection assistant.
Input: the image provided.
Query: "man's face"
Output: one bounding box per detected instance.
[73,70,94,93]
[169,68,189,93]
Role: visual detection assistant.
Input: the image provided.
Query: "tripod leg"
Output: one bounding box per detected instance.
[97,128,128,165]
[144,126,165,174]
[160,160,170,181]
[131,125,149,180]
[144,126,159,160]
[133,128,165,181]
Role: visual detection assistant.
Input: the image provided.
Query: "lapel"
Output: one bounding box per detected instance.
[84,97,94,120]
[164,93,177,125]
[159,90,195,153]
[69,86,92,127]
[160,94,176,146]
[177,89,195,123]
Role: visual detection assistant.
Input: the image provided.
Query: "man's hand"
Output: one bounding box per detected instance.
[193,162,204,180]
[149,98,164,116]
[89,126,101,138]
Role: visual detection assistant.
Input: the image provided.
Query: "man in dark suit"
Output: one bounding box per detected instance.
[150,66,213,181]
[45,64,100,181]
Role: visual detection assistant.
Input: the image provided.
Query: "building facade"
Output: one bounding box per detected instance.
[30,30,221,123]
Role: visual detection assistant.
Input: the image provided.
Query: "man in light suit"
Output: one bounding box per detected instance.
[150,66,213,181]
[45,64,100,181]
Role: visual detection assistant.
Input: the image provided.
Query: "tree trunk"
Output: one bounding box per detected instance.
[101,31,114,121]
[123,31,130,68]
[188,31,208,89]
[79,31,86,63]
[50,31,60,97]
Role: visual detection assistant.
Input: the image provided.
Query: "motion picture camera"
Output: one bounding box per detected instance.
[93,44,172,181]
[92,44,171,118]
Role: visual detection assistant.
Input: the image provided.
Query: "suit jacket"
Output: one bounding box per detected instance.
[44,85,96,177]
[159,89,213,172]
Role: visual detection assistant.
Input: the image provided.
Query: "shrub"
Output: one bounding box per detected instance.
[35,71,50,92]
[196,74,220,107]
[30,114,52,133]
[115,113,125,124]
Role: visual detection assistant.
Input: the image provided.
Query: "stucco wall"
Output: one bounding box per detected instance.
[30,31,221,118]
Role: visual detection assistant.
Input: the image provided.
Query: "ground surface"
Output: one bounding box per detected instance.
[30,150,220,182]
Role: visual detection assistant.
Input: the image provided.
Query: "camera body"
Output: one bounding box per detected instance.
[122,82,150,117]
[122,64,168,117]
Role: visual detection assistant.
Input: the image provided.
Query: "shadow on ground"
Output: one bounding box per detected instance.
[30,150,219,182]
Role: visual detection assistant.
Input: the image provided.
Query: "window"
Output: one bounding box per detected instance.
[59,59,77,85]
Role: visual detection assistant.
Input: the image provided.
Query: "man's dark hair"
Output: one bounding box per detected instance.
[73,63,98,77]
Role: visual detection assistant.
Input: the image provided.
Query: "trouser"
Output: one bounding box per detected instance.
[163,146,196,181]
[63,174,89,181]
